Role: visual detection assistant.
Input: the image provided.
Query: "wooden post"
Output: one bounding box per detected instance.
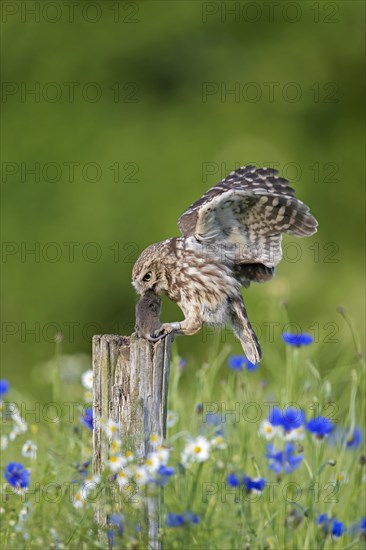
[92,333,173,547]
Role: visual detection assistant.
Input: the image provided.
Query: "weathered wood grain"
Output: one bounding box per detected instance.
[92,333,173,547]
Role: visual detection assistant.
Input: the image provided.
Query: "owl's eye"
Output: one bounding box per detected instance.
[143,271,152,281]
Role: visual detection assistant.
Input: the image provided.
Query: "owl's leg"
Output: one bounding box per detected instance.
[229,297,262,364]
[151,317,202,340]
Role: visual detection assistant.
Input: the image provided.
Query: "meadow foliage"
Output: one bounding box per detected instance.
[1,308,365,549]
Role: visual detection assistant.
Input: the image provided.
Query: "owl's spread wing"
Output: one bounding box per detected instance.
[178,165,318,267]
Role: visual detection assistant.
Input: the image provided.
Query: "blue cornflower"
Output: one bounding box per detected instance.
[107,513,124,546]
[178,358,186,369]
[4,462,30,489]
[281,408,305,431]
[165,512,199,527]
[329,427,363,449]
[155,465,175,486]
[201,411,226,437]
[157,465,175,477]
[184,512,200,524]
[109,513,124,534]
[269,406,305,432]
[266,443,303,474]
[282,333,314,347]
[80,407,93,430]
[243,476,266,493]
[75,460,91,473]
[73,460,91,483]
[350,517,366,537]
[306,417,333,438]
[318,514,330,529]
[268,407,282,426]
[332,520,346,538]
[245,359,258,371]
[0,379,9,399]
[165,513,184,527]
[318,514,346,538]
[227,473,240,487]
[227,473,266,493]
[228,355,259,371]
[344,427,362,448]
[205,412,222,426]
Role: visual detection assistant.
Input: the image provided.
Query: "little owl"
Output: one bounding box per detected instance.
[132,165,317,363]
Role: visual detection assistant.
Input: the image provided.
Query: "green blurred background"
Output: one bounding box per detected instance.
[2,0,365,397]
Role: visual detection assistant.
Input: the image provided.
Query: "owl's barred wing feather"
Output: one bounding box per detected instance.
[178,166,318,268]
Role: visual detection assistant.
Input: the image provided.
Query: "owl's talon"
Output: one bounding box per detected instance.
[151,328,169,340]
[147,331,166,342]
[150,322,179,341]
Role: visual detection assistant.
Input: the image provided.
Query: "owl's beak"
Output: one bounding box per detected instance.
[132,279,158,296]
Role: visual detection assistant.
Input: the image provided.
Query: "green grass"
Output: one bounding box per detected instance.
[1,306,365,549]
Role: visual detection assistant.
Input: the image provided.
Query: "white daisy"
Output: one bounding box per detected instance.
[73,490,86,508]
[149,433,161,448]
[22,440,37,459]
[332,471,348,485]
[211,435,227,450]
[167,410,179,428]
[181,436,211,465]
[108,454,127,473]
[124,450,135,463]
[104,419,121,439]
[10,425,27,441]
[110,438,122,455]
[155,446,170,465]
[283,426,305,441]
[116,468,131,488]
[145,452,161,474]
[8,409,28,438]
[81,369,93,390]
[134,466,149,486]
[82,475,101,497]
[259,420,279,440]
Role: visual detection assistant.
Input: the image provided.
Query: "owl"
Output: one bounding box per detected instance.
[132,165,317,363]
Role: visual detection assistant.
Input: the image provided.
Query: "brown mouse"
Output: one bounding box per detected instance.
[135,290,163,341]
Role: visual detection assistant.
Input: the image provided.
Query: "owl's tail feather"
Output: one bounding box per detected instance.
[229,298,262,364]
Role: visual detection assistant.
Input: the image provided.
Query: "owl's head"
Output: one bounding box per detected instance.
[132,240,173,296]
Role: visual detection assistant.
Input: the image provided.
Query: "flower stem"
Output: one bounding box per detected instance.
[187,462,204,510]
